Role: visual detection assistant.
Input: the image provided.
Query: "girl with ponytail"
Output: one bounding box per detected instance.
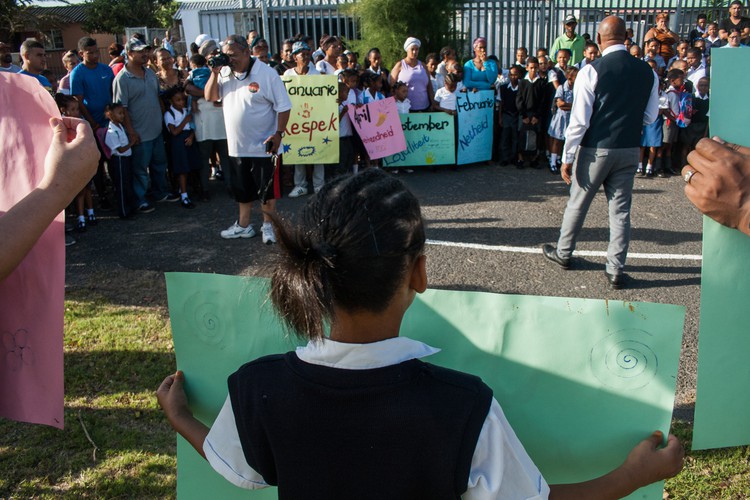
[158,169,684,498]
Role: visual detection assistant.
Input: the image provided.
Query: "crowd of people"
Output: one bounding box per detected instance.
[0,4,747,247]
[4,7,750,498]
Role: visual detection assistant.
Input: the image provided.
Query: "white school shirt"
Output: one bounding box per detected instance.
[563,44,660,164]
[218,59,292,157]
[396,97,412,114]
[434,86,457,111]
[339,88,357,137]
[104,122,131,157]
[686,63,706,88]
[283,65,321,77]
[204,337,550,499]
[164,105,192,132]
[315,59,338,75]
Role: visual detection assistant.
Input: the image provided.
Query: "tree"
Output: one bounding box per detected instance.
[346,0,454,68]
[1,0,61,39]
[83,0,177,34]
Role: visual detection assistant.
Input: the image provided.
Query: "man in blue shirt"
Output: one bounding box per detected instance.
[18,39,52,94]
[70,37,114,130]
[70,37,115,210]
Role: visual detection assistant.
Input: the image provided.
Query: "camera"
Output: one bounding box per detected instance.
[208,53,230,68]
[265,140,274,153]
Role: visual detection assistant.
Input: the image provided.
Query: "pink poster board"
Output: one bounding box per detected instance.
[347,97,406,159]
[0,73,65,428]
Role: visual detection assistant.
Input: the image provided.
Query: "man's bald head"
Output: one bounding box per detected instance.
[597,16,627,47]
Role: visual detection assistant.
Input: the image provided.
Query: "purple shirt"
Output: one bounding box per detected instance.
[398,59,430,111]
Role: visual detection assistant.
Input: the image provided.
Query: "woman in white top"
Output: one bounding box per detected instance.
[315,36,342,75]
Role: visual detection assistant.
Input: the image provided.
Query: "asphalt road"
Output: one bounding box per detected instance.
[66,163,702,419]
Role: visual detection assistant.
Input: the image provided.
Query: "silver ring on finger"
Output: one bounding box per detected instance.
[684,170,696,184]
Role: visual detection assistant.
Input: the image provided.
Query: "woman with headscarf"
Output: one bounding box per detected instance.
[463,37,498,91]
[390,37,434,112]
[644,13,679,60]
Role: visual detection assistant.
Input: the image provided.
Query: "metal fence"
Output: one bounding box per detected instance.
[180,0,744,64]
[452,0,748,67]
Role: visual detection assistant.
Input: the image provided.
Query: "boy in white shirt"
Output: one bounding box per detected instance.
[104,103,137,218]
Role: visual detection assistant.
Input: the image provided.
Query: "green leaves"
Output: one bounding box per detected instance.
[347,0,453,68]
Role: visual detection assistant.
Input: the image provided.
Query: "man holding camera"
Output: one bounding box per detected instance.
[205,34,291,243]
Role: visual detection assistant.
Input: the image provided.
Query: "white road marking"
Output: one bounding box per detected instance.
[426,240,703,261]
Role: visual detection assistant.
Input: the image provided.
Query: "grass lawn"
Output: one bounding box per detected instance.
[1,287,748,498]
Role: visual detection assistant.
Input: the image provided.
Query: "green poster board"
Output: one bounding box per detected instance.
[692,49,750,450]
[280,75,339,165]
[381,113,456,167]
[166,273,684,499]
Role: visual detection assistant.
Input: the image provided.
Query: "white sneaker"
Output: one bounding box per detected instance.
[220,222,256,239]
[288,186,308,198]
[261,223,276,244]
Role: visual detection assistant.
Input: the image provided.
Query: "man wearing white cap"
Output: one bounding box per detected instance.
[550,15,586,65]
[205,34,292,244]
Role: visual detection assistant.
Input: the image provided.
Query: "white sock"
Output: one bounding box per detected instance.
[550,153,558,166]
[646,163,653,172]
[638,162,643,170]
[352,164,359,174]
[262,222,272,229]
[78,215,85,223]
[181,192,188,200]
[86,208,94,216]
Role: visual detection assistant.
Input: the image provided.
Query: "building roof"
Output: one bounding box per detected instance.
[28,4,90,23]
[174,0,240,19]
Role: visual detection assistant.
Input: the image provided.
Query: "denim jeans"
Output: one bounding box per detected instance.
[131,134,170,206]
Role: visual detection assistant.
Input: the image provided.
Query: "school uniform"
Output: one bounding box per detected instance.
[164,105,201,174]
[104,122,136,218]
[204,337,550,499]
[498,81,520,164]
[547,82,573,141]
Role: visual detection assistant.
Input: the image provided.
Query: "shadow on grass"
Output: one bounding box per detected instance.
[0,406,176,498]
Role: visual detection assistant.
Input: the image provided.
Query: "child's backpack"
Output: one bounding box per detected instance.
[95,126,112,159]
[667,88,693,128]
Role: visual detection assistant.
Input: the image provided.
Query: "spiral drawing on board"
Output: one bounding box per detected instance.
[183,290,226,346]
[590,329,658,390]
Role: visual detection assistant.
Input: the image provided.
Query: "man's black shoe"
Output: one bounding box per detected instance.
[542,244,570,269]
[604,271,624,289]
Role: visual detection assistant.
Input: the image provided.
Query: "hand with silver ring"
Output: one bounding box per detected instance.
[683,137,750,237]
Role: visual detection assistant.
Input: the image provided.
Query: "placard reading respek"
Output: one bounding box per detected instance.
[166,273,683,499]
[280,75,339,165]
[692,49,750,451]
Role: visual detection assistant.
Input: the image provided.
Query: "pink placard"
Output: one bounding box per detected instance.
[0,73,65,428]
[347,97,407,159]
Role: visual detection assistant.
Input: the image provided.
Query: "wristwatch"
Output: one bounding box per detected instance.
[276,130,286,137]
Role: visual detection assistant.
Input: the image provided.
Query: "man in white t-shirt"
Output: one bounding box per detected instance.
[205,35,292,243]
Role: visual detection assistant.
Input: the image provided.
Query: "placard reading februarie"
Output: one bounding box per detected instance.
[456,89,494,165]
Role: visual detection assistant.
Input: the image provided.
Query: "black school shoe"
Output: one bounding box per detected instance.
[542,244,570,269]
[604,271,625,289]
[181,197,196,209]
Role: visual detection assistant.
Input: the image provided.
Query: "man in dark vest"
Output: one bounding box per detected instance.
[542,16,659,289]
